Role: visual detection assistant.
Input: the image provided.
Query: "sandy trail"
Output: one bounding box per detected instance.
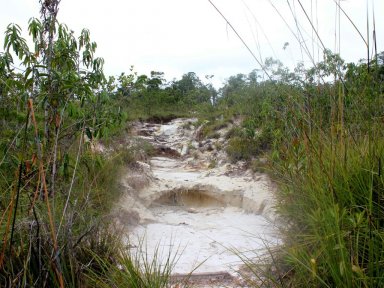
[120,118,280,286]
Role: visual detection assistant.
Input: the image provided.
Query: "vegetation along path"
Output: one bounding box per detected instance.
[2,0,384,286]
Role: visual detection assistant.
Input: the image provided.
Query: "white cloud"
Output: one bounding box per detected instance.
[1,0,383,87]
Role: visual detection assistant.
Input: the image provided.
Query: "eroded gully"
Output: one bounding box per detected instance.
[117,118,281,286]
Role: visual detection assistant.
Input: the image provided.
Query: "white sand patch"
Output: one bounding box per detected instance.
[129,206,278,274]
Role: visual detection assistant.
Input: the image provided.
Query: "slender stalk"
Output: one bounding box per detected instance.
[56,123,84,239]
[9,163,23,255]
[207,0,273,81]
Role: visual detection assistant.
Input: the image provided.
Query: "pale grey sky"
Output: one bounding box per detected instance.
[1,0,382,87]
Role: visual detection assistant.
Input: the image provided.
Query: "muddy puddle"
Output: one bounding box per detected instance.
[152,189,226,208]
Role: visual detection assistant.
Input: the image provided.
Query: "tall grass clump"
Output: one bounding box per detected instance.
[265,3,384,287]
[274,133,384,287]
[86,241,180,288]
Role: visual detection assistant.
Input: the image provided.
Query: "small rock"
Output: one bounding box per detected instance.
[136,161,151,171]
[181,144,189,156]
[191,141,199,149]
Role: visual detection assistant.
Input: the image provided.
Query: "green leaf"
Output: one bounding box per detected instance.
[4,34,9,49]
[24,67,32,80]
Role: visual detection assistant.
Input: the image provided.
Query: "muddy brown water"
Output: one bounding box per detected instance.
[152,189,226,208]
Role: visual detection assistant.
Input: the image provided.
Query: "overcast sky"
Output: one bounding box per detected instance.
[0,0,383,87]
